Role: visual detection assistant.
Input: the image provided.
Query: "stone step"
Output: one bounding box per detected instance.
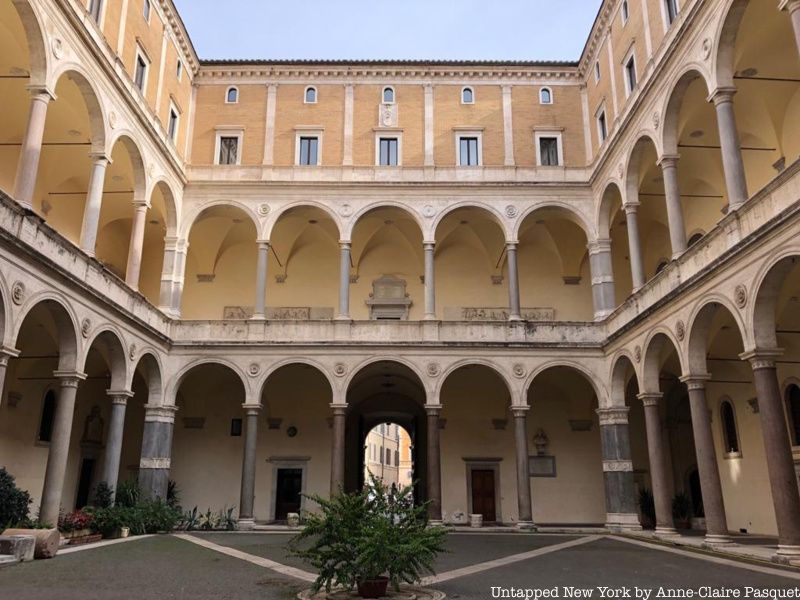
[0,555,20,568]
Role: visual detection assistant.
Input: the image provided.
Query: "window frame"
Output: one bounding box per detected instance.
[621,0,629,25]
[304,86,318,104]
[143,0,151,23]
[382,86,396,104]
[455,132,482,167]
[534,130,564,167]
[461,86,475,105]
[623,50,637,96]
[225,86,239,104]
[88,0,104,24]
[375,133,402,167]
[214,129,244,166]
[167,101,180,143]
[596,107,608,144]
[664,0,679,27]
[539,87,554,105]
[594,61,601,83]
[176,60,183,81]
[719,397,742,458]
[133,45,150,94]
[294,128,324,166]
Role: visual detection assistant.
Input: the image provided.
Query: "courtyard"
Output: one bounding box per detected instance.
[1,533,799,600]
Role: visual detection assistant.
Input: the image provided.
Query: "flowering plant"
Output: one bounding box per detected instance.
[58,509,94,533]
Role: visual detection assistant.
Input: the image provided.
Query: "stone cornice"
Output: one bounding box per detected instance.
[158,0,200,74]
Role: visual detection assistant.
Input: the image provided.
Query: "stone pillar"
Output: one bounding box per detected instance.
[638,392,677,535]
[502,85,515,166]
[125,201,149,289]
[138,404,178,500]
[658,155,687,258]
[680,375,731,545]
[238,403,261,529]
[426,404,443,522]
[783,0,800,57]
[169,239,189,316]
[337,242,351,320]
[40,371,86,526]
[711,88,749,209]
[253,241,270,320]
[624,203,646,290]
[423,242,436,320]
[330,404,346,495]
[597,407,641,531]
[101,390,133,501]
[742,350,800,558]
[13,87,53,210]
[506,242,521,321]
[512,406,534,528]
[79,153,111,256]
[158,236,179,313]
[588,238,616,320]
[0,347,19,401]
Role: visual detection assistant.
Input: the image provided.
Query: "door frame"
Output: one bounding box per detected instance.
[464,458,502,523]
[267,456,309,522]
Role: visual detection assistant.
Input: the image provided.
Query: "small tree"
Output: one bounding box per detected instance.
[0,468,32,528]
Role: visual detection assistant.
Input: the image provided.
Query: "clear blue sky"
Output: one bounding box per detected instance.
[173,0,602,62]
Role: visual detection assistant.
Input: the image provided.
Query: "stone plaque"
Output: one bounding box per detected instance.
[528,455,556,477]
[445,307,556,321]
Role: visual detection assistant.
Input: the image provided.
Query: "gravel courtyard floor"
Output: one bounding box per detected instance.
[2,532,800,600]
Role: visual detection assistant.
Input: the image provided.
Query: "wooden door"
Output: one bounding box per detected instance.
[470,468,496,522]
[275,468,302,520]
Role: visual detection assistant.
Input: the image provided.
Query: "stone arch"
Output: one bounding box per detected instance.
[12,294,80,371]
[80,327,128,390]
[344,356,428,399]
[513,201,594,242]
[257,357,336,401]
[624,133,661,204]
[264,201,343,241]
[8,0,48,86]
[523,360,606,408]
[597,180,624,240]
[344,201,426,241]
[431,202,508,242]
[662,67,713,156]
[610,352,639,408]
[434,358,515,401]
[131,350,164,405]
[167,357,250,404]
[641,329,684,393]
[106,131,148,204]
[147,177,179,235]
[50,65,107,152]
[751,252,800,350]
[181,199,260,240]
[687,295,748,374]
[714,0,749,89]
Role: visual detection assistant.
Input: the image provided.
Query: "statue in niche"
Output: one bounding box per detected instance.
[81,405,104,444]
[533,428,549,456]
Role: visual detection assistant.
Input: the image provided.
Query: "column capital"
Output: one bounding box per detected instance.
[709,87,738,106]
[679,373,711,390]
[0,346,20,366]
[256,239,270,250]
[88,151,113,166]
[53,370,87,387]
[106,389,134,405]
[339,240,352,249]
[26,84,56,103]
[657,154,680,169]
[144,404,179,423]
[423,241,436,250]
[740,348,784,370]
[510,405,530,417]
[637,392,663,407]
[505,241,519,250]
[587,238,612,254]
[132,199,150,210]
[425,404,443,416]
[329,403,347,416]
[596,406,630,426]
[623,201,641,215]
[242,403,262,416]
[779,0,800,13]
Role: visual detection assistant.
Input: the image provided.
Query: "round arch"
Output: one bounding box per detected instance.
[131,350,164,405]
[687,295,748,374]
[597,180,624,240]
[609,352,639,408]
[12,294,80,371]
[344,356,428,399]
[641,329,684,393]
[147,178,179,235]
[265,201,343,241]
[624,133,661,203]
[181,199,261,240]
[80,326,128,390]
[523,360,606,408]
[751,251,800,350]
[49,65,107,152]
[661,67,713,156]
[7,0,48,86]
[434,359,515,401]
[257,357,336,399]
[167,357,250,404]
[513,201,594,242]
[106,131,148,203]
[714,0,749,89]
[344,202,427,242]
[431,202,508,242]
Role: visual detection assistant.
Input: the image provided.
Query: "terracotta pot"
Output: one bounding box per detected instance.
[357,576,389,598]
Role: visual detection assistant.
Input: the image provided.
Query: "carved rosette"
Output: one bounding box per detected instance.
[634,345,642,363]
[652,111,660,129]
[512,363,526,379]
[505,205,518,219]
[81,318,92,338]
[248,363,260,377]
[422,205,436,219]
[339,204,353,217]
[333,363,347,377]
[51,38,64,60]
[11,281,24,305]
[257,203,270,216]
[701,38,712,61]
[426,362,441,377]
[676,320,685,341]
[734,284,747,308]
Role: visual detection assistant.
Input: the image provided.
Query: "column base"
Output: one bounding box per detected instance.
[605,513,642,531]
[654,526,679,538]
[250,314,265,321]
[702,534,733,547]
[774,544,800,563]
[428,519,444,527]
[508,315,522,322]
[237,517,255,531]
[516,521,537,531]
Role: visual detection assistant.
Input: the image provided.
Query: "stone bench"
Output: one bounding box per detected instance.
[0,535,36,562]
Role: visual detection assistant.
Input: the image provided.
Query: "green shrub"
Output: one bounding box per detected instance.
[87,499,181,538]
[91,482,114,509]
[0,468,32,528]
[115,480,141,508]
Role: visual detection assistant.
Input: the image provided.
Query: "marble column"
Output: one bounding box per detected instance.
[742,350,800,558]
[711,88,749,210]
[330,404,346,495]
[79,153,111,255]
[784,0,800,57]
[0,347,19,401]
[426,404,443,522]
[587,238,616,320]
[506,243,521,321]
[624,203,646,290]
[158,236,179,313]
[169,239,189,316]
[101,390,133,502]
[125,201,149,289]
[658,155,687,258]
[138,404,178,500]
[337,242,351,320]
[638,392,677,535]
[680,375,731,545]
[423,242,436,320]
[40,371,86,526]
[239,403,261,529]
[512,406,534,528]
[597,407,641,530]
[13,87,53,210]
[253,241,270,319]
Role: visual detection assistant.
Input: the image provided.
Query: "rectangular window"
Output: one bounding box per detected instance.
[539,137,560,166]
[230,419,242,437]
[218,136,239,165]
[394,450,399,467]
[594,61,601,82]
[625,55,637,93]
[134,52,148,92]
[459,136,480,166]
[379,137,398,166]
[168,106,179,142]
[298,136,319,166]
[621,0,629,24]
[176,60,183,81]
[665,0,679,25]
[598,111,608,143]
[385,448,391,465]
[88,0,102,22]
[143,0,151,22]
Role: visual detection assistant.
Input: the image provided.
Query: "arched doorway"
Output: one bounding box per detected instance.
[363,421,414,492]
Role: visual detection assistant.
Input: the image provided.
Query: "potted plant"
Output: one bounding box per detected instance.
[638,488,656,529]
[672,492,691,530]
[289,475,447,598]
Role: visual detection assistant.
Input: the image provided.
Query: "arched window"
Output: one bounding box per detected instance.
[37,390,57,443]
[461,87,474,104]
[787,384,800,446]
[226,87,238,104]
[383,86,395,104]
[305,86,317,104]
[540,87,553,105]
[720,399,740,455]
[687,232,704,247]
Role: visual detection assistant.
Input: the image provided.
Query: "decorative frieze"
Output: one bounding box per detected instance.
[139,457,171,470]
[444,307,555,321]
[602,460,633,472]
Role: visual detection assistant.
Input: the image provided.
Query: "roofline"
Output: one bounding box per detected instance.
[198,58,579,68]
